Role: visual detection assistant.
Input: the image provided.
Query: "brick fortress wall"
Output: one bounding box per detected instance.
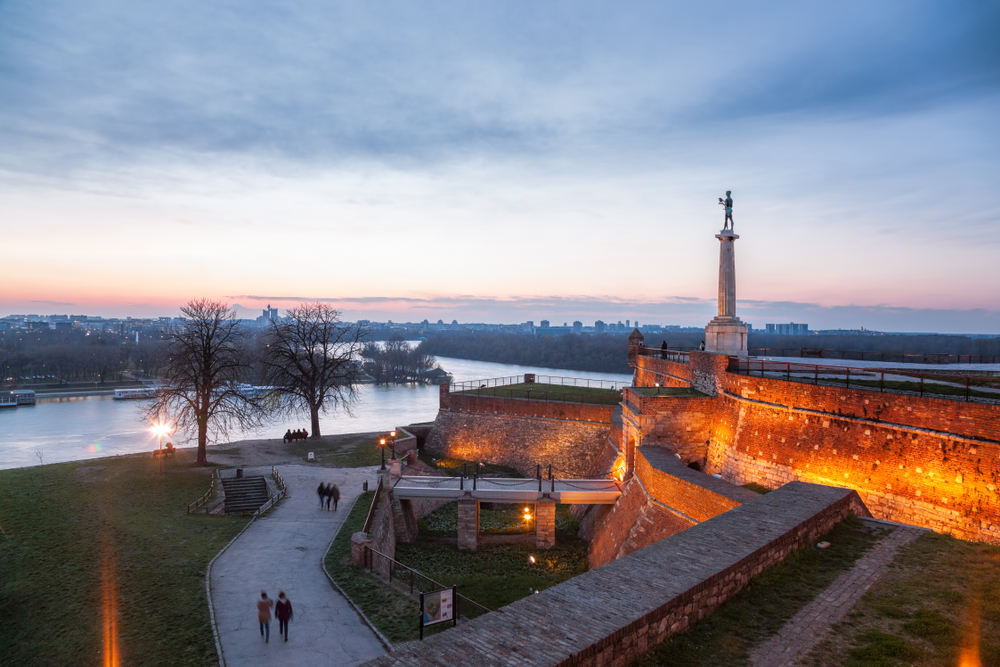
[424,385,614,477]
[707,371,1000,542]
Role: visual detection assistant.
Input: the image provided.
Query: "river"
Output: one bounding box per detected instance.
[0,357,633,470]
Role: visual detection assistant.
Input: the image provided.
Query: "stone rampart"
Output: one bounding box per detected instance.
[622,390,719,466]
[634,355,693,387]
[425,393,614,477]
[709,372,1000,542]
[360,482,869,667]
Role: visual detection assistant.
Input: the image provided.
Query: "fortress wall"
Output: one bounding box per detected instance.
[587,476,695,568]
[709,373,1000,542]
[634,355,693,387]
[636,448,759,523]
[689,350,732,396]
[622,390,719,466]
[425,397,612,477]
[362,483,869,667]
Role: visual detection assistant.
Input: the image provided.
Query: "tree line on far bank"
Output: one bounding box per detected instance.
[417,330,1000,375]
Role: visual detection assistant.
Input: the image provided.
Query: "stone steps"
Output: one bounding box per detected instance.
[220,476,271,514]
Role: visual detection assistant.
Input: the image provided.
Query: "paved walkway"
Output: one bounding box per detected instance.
[749,522,924,667]
[211,464,387,667]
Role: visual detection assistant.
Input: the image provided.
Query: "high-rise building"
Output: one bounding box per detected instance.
[764,322,809,335]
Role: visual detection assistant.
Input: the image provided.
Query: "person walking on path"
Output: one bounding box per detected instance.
[275,591,293,642]
[317,482,326,509]
[330,483,341,511]
[257,591,274,643]
[324,483,333,511]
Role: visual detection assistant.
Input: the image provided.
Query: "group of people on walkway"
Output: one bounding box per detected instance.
[282,428,309,443]
[256,591,293,643]
[317,482,340,511]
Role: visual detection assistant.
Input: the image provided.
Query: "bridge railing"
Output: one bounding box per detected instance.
[363,545,494,620]
[731,358,999,403]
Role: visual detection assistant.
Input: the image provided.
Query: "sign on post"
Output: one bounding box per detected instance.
[419,586,457,639]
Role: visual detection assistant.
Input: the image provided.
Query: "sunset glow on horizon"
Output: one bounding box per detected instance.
[1,1,997,332]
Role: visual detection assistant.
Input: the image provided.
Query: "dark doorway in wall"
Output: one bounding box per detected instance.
[687,461,702,472]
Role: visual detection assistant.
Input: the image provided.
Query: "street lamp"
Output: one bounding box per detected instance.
[379,437,387,470]
[152,423,170,474]
[389,430,397,460]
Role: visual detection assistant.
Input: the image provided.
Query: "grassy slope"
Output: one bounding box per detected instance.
[325,496,588,643]
[633,516,884,666]
[802,531,1000,667]
[454,382,622,405]
[0,453,247,667]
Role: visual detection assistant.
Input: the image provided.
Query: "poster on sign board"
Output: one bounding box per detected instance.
[422,588,453,626]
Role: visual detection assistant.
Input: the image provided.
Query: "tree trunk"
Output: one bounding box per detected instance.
[310,405,321,438]
[197,419,208,463]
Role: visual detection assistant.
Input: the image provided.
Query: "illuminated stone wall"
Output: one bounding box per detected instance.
[706,373,1000,542]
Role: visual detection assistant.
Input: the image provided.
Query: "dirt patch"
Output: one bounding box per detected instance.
[193,431,384,468]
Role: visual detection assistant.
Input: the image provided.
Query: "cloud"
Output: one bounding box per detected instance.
[28,300,75,307]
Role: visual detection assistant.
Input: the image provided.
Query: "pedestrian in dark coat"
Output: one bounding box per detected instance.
[275,590,293,642]
[331,483,340,511]
[317,482,326,509]
[324,483,333,511]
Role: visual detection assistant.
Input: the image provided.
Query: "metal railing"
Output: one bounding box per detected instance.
[451,374,624,392]
[363,545,494,620]
[749,348,1000,365]
[637,347,691,363]
[187,468,219,514]
[271,466,287,497]
[362,477,383,534]
[732,358,999,403]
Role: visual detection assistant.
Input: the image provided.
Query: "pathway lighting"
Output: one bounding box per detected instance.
[379,437,387,470]
[523,507,532,522]
[152,422,172,474]
[528,555,536,566]
[390,430,397,460]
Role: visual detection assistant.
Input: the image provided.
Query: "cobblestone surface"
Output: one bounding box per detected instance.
[749,521,924,667]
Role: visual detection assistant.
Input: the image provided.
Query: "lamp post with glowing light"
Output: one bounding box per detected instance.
[379,437,387,470]
[153,423,170,474]
[389,430,397,460]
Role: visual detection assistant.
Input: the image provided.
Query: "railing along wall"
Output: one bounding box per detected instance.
[363,545,494,621]
[636,347,691,364]
[748,348,999,365]
[271,466,287,497]
[187,468,219,514]
[362,477,384,535]
[732,358,999,404]
[451,374,624,392]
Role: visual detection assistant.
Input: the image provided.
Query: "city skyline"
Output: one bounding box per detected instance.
[2,2,998,332]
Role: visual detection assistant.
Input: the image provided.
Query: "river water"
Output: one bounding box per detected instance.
[0,357,632,470]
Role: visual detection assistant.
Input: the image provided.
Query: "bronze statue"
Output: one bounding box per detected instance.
[718,191,734,230]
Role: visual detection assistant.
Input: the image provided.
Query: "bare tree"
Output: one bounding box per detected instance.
[261,303,367,438]
[144,299,264,463]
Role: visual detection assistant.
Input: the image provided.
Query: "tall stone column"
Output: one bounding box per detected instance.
[704,229,748,356]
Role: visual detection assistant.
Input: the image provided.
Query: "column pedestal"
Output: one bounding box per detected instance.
[457,494,479,551]
[535,498,556,550]
[705,317,748,356]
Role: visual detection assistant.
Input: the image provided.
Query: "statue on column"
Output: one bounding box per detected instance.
[718,191,734,231]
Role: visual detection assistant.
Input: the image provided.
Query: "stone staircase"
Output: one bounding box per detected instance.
[220,476,272,514]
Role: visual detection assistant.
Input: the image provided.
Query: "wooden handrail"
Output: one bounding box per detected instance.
[362,477,383,534]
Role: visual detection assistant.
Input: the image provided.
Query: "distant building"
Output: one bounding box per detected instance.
[764,323,809,335]
[594,320,606,333]
[572,321,583,333]
[540,320,550,328]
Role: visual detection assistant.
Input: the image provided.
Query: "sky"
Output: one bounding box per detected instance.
[1,1,998,332]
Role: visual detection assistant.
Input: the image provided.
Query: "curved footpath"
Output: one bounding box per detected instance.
[210,464,387,667]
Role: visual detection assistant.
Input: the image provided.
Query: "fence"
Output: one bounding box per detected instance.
[749,348,1000,365]
[732,358,999,403]
[271,466,287,497]
[363,545,494,621]
[637,347,691,363]
[187,468,219,514]
[451,374,624,392]
[362,477,383,534]
[451,375,624,406]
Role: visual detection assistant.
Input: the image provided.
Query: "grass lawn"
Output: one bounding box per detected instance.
[801,531,1000,667]
[0,452,248,667]
[325,495,589,644]
[418,500,579,536]
[283,434,384,467]
[633,516,885,666]
[455,382,622,406]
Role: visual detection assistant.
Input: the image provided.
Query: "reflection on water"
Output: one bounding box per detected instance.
[0,356,633,470]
